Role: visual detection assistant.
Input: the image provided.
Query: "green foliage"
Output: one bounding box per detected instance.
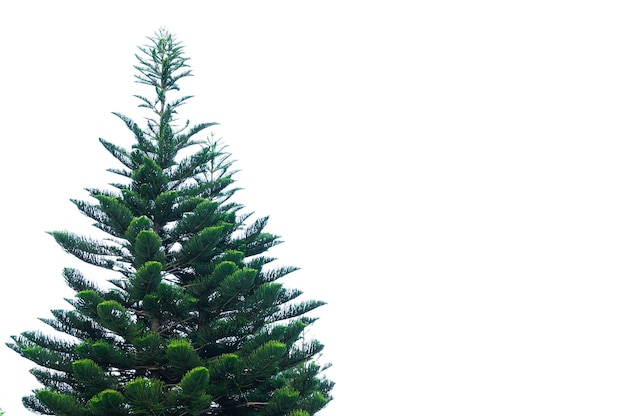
[289,411,310,416]
[72,359,111,397]
[128,261,163,301]
[125,378,165,414]
[87,390,127,416]
[171,367,212,415]
[166,338,202,378]
[36,390,84,416]
[133,230,166,267]
[8,27,332,415]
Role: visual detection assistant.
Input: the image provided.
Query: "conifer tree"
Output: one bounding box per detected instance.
[8,29,333,416]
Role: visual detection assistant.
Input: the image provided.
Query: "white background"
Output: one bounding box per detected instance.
[1,1,626,415]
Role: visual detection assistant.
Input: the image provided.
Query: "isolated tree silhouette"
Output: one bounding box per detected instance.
[8,29,333,416]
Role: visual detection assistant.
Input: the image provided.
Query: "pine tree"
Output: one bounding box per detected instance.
[8,29,333,416]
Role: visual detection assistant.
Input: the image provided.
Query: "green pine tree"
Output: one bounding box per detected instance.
[8,28,333,416]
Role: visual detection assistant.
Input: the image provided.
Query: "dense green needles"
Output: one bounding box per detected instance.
[8,29,333,416]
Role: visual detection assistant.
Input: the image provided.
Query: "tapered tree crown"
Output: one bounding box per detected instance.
[8,28,333,416]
